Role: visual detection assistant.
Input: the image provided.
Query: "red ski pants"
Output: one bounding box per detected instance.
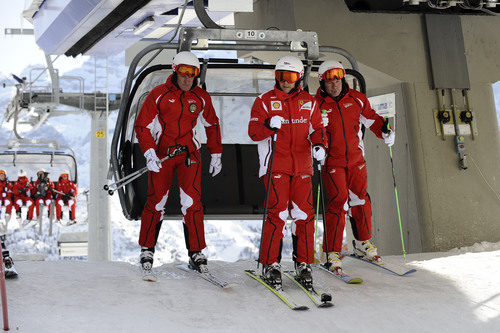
[321,162,372,253]
[56,197,76,220]
[14,196,35,220]
[139,150,205,251]
[259,173,315,265]
[35,197,52,218]
[1,196,13,214]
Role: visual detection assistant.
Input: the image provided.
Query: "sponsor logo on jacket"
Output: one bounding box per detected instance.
[300,101,312,111]
[271,101,282,111]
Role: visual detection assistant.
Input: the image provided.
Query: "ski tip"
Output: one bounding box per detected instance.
[347,278,363,284]
[293,305,309,311]
[142,275,158,282]
[401,268,417,276]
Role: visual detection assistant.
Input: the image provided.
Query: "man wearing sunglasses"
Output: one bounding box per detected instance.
[315,60,395,274]
[134,51,222,279]
[248,56,327,288]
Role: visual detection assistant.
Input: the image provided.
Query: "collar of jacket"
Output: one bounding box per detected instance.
[273,84,302,101]
[317,80,350,104]
[164,74,197,96]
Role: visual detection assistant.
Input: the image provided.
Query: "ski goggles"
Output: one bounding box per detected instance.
[275,70,301,83]
[175,64,199,78]
[60,173,69,179]
[321,68,345,81]
[0,170,5,176]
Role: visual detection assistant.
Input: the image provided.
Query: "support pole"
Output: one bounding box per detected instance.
[88,112,111,261]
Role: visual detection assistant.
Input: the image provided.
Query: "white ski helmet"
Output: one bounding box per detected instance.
[275,56,304,78]
[18,169,27,178]
[37,168,46,173]
[318,60,345,80]
[172,51,200,73]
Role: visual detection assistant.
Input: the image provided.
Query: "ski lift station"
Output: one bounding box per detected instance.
[1,0,500,331]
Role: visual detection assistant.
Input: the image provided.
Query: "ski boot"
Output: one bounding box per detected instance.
[295,262,313,290]
[2,250,18,278]
[353,239,382,262]
[188,251,208,273]
[22,219,34,228]
[324,251,343,274]
[262,262,282,288]
[139,247,156,282]
[67,219,77,226]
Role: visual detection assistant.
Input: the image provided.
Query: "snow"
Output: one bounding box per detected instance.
[4,244,500,332]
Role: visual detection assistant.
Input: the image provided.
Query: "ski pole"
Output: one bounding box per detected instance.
[317,162,329,262]
[314,184,320,263]
[257,130,278,268]
[51,188,76,199]
[385,117,406,259]
[103,145,187,195]
[0,242,9,331]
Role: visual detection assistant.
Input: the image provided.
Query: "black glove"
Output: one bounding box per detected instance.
[381,118,391,134]
[19,188,26,196]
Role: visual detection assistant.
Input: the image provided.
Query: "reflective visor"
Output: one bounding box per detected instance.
[175,64,199,78]
[275,70,300,83]
[322,68,345,81]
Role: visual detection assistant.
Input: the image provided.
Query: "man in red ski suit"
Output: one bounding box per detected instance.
[248,56,327,286]
[55,172,78,224]
[12,169,35,225]
[315,60,395,272]
[0,170,13,221]
[134,51,222,275]
[33,169,55,219]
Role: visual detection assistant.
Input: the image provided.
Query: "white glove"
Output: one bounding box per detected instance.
[269,116,285,130]
[312,146,326,163]
[321,112,329,127]
[382,131,395,147]
[144,148,161,173]
[209,153,222,177]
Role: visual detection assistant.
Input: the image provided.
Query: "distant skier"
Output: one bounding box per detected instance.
[134,51,223,279]
[12,169,35,227]
[248,56,327,288]
[33,168,55,220]
[0,234,17,278]
[0,170,13,222]
[315,60,395,273]
[55,171,77,225]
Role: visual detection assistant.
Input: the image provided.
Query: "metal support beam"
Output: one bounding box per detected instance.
[178,27,320,60]
[88,112,111,261]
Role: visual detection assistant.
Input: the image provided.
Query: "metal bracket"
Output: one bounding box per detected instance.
[179,27,320,60]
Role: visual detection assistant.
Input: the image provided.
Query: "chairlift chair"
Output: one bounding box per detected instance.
[110,27,365,221]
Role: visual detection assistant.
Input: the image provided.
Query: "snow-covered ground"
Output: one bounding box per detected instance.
[4,242,500,332]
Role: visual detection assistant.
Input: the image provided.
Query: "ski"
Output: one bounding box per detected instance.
[343,252,416,276]
[316,264,363,284]
[4,265,18,279]
[283,271,334,308]
[245,270,309,311]
[141,265,157,282]
[177,264,229,288]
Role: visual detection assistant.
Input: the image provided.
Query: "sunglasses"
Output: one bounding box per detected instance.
[322,68,345,81]
[275,70,301,83]
[175,64,199,78]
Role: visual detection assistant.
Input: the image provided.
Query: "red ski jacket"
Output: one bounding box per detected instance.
[12,177,33,198]
[249,86,327,177]
[315,86,386,168]
[33,178,55,199]
[135,74,222,158]
[0,180,13,199]
[56,178,77,199]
